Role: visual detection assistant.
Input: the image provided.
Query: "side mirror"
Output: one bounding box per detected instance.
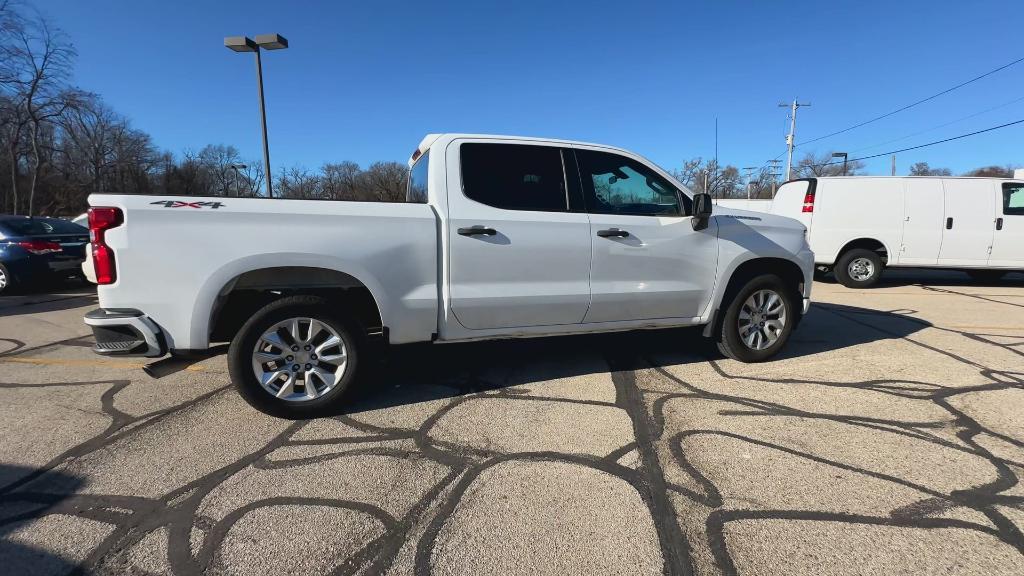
[692,193,713,230]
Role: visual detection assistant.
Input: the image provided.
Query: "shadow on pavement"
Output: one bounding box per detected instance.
[348,302,929,415]
[819,268,1024,288]
[0,286,96,318]
[0,464,85,576]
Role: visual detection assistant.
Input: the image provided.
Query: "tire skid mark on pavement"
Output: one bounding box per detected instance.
[633,299,1024,575]
[3,285,1024,574]
[0,337,677,575]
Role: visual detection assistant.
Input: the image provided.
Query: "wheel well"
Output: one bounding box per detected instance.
[720,258,806,319]
[837,238,888,264]
[208,267,383,344]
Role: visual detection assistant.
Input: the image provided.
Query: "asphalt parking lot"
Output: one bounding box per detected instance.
[1,271,1022,576]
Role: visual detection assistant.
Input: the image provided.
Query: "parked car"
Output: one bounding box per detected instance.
[83,134,814,417]
[0,215,90,294]
[718,174,1024,287]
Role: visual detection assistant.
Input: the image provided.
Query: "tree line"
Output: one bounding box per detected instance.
[0,2,406,217]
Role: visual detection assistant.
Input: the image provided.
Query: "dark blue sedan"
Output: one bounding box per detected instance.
[0,215,90,294]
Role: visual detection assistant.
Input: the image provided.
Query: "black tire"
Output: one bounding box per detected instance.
[813,266,831,281]
[228,295,363,418]
[0,263,11,295]
[834,248,883,288]
[965,269,1005,283]
[716,274,796,363]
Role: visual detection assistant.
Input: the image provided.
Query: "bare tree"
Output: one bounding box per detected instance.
[198,144,242,196]
[359,161,407,202]
[5,8,78,214]
[791,151,865,178]
[962,165,1016,178]
[908,162,951,176]
[672,157,743,198]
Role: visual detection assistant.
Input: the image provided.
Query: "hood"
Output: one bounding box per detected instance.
[712,205,809,256]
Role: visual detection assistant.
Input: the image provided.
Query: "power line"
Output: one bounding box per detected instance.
[806,117,1024,170]
[849,93,1024,154]
[797,55,1024,146]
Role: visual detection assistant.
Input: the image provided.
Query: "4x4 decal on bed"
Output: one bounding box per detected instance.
[150,200,225,209]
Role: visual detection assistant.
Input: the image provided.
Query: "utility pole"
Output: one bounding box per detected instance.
[742,166,758,200]
[891,154,896,176]
[779,99,811,181]
[767,159,782,198]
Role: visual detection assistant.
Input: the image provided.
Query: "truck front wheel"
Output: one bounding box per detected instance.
[717,274,795,363]
[228,295,362,418]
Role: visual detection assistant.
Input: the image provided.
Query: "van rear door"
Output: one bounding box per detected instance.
[937,179,995,265]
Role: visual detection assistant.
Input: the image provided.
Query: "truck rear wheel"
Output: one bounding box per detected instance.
[716,274,795,362]
[228,295,362,418]
[834,248,883,288]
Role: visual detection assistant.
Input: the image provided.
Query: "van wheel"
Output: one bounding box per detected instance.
[228,295,362,418]
[835,249,883,288]
[717,274,795,362]
[965,270,1005,283]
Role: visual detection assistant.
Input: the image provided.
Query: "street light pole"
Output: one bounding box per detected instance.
[230,164,247,196]
[832,152,848,176]
[225,34,288,199]
[254,48,272,198]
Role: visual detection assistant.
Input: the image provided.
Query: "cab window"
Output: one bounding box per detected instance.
[460,143,568,212]
[407,151,429,203]
[575,149,689,216]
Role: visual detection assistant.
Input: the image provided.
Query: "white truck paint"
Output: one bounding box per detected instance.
[719,176,1024,287]
[85,134,814,416]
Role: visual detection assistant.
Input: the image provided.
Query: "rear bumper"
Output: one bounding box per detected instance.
[84,308,166,357]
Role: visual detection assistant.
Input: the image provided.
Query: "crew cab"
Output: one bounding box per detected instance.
[84,134,814,417]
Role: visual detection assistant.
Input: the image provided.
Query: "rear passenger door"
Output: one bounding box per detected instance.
[446,141,592,330]
[989,182,1024,267]
[937,179,996,265]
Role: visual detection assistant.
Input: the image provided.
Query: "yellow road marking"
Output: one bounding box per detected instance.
[945,325,1024,331]
[0,357,206,371]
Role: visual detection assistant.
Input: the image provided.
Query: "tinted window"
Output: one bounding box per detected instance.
[0,217,86,236]
[1003,183,1024,215]
[407,151,429,203]
[576,149,687,216]
[461,143,568,212]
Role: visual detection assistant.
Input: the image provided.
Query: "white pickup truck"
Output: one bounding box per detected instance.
[84,134,814,416]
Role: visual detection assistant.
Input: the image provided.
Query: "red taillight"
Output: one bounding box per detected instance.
[88,207,123,285]
[16,239,63,255]
[801,189,816,213]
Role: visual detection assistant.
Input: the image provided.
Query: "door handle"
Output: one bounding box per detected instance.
[996,217,1003,231]
[457,226,497,236]
[946,217,953,230]
[597,228,630,238]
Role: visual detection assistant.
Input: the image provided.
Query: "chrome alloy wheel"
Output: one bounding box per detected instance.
[251,317,348,402]
[0,268,7,291]
[737,289,787,351]
[847,257,875,282]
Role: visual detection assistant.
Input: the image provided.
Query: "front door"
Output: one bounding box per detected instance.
[990,182,1024,267]
[447,141,592,330]
[937,179,996,265]
[573,147,718,323]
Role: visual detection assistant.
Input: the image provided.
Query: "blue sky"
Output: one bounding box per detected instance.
[34,0,1024,177]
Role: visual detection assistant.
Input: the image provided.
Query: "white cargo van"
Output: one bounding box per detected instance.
[753,175,1024,287]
